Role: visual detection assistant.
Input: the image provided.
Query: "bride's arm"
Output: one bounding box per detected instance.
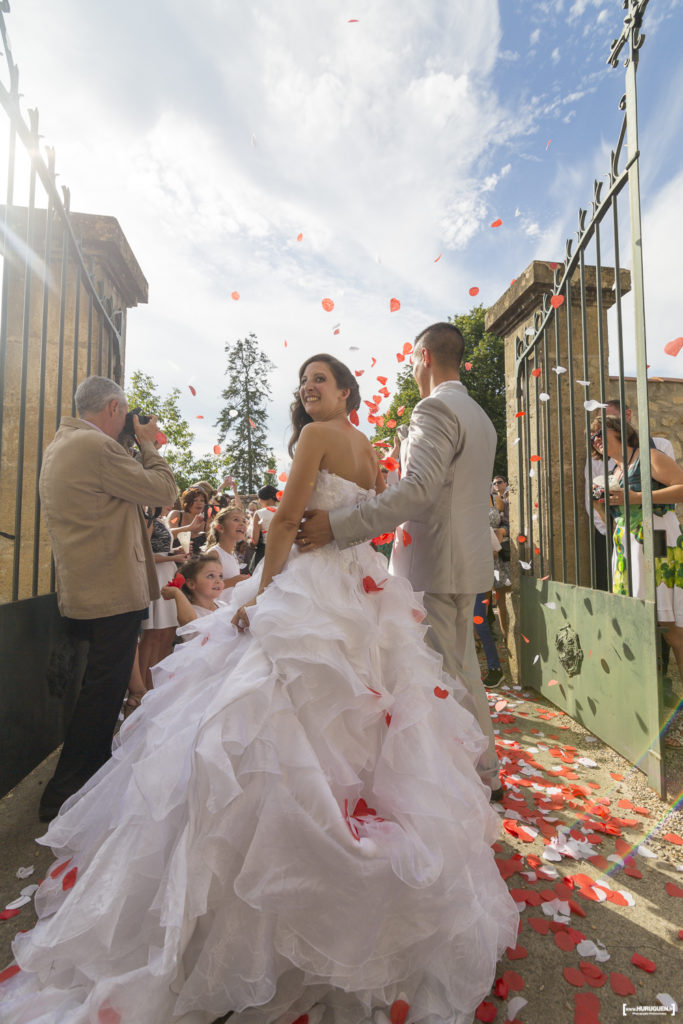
[257,424,325,594]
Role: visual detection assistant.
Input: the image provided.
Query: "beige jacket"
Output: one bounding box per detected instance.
[39,418,178,619]
[330,380,497,595]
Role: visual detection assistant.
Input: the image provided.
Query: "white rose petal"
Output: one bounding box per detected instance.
[584,399,608,411]
[508,997,528,1021]
[552,365,567,374]
[540,392,550,401]
[16,866,34,880]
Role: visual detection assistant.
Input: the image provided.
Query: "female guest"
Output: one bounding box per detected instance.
[591,415,683,679]
[167,486,207,555]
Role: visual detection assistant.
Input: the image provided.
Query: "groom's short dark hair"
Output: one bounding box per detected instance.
[414,322,464,370]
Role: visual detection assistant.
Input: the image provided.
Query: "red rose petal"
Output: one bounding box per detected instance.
[506,945,528,960]
[464,362,473,371]
[50,859,72,880]
[502,970,524,992]
[610,772,624,781]
[292,1016,309,1024]
[493,978,508,999]
[434,254,441,262]
[188,385,196,396]
[469,287,479,296]
[663,337,683,357]
[0,965,21,983]
[362,576,385,594]
[531,368,541,378]
[550,294,564,309]
[213,445,221,455]
[474,1001,497,1023]
[249,419,256,428]
[555,930,575,952]
[665,881,683,898]
[515,411,525,417]
[490,218,502,228]
[349,409,359,426]
[663,831,683,846]
[610,972,636,995]
[231,291,240,301]
[297,232,303,241]
[624,862,642,879]
[563,967,586,987]
[434,686,449,700]
[390,1000,410,1024]
[62,865,78,891]
[0,909,20,920]
[530,454,542,462]
[389,298,401,312]
[517,535,527,543]
[397,405,406,416]
[473,615,484,625]
[631,953,656,972]
[528,917,550,935]
[402,528,412,546]
[322,298,335,312]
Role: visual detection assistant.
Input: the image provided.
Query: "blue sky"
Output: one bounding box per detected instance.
[2,0,682,465]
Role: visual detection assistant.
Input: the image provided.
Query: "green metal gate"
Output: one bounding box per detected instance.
[513,0,666,795]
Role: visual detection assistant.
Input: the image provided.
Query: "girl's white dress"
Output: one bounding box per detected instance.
[2,472,518,1024]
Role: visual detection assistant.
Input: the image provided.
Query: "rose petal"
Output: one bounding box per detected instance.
[563,967,586,987]
[631,953,656,972]
[322,298,335,312]
[389,298,401,312]
[231,291,240,301]
[474,1000,497,1022]
[390,1000,410,1024]
[663,337,683,357]
[490,218,503,228]
[665,881,683,898]
[550,295,564,309]
[469,287,480,297]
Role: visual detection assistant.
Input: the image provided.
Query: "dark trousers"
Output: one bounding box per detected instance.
[40,609,144,814]
[594,528,608,592]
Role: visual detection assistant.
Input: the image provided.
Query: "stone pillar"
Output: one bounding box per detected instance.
[485,260,630,683]
[0,208,148,603]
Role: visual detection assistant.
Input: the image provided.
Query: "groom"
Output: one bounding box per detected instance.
[297,322,502,798]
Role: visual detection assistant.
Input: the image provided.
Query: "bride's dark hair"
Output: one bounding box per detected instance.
[288,353,361,456]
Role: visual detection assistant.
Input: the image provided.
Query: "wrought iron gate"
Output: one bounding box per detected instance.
[513,0,666,795]
[0,2,140,794]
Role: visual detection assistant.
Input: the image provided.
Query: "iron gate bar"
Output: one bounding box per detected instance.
[54,189,69,436]
[563,282,581,584]
[578,244,597,589]
[593,205,614,592]
[11,109,37,602]
[32,169,54,597]
[533,349,544,578]
[71,271,81,416]
[86,285,93,376]
[610,190,633,597]
[542,326,554,579]
[553,309,568,581]
[0,114,15,467]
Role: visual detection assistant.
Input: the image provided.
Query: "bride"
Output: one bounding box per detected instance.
[1,354,518,1024]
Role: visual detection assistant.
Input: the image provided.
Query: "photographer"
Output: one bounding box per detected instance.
[38,375,177,822]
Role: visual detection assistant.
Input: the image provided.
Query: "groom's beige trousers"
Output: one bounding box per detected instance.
[421,591,500,790]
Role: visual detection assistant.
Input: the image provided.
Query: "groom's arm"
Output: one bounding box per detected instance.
[330,397,460,549]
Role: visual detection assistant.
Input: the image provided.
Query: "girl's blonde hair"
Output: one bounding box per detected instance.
[205,505,244,550]
[181,551,221,602]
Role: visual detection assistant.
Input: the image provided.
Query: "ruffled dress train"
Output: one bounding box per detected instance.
[1,472,518,1024]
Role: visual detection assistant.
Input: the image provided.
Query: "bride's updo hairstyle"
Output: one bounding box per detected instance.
[288,353,361,456]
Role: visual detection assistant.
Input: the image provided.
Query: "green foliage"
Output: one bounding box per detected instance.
[215,333,276,493]
[126,371,223,493]
[372,366,420,446]
[371,306,507,476]
[452,306,507,477]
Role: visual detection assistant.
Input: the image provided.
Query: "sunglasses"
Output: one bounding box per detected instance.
[591,432,603,447]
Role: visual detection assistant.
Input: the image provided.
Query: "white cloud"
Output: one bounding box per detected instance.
[530,28,541,46]
[551,47,561,64]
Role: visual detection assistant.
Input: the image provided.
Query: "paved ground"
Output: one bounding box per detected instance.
[1,665,682,1022]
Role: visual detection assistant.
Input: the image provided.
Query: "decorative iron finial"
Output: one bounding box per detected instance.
[607,0,649,68]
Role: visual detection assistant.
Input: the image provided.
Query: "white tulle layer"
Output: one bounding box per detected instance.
[3,511,518,1024]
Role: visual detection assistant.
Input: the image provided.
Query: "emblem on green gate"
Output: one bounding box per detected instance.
[555,625,584,677]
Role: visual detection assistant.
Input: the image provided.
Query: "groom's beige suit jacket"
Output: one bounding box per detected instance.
[330,380,497,595]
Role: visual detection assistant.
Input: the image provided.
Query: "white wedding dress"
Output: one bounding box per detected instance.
[2,472,518,1024]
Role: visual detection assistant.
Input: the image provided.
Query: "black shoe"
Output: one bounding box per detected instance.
[38,804,60,823]
[490,787,504,802]
[483,668,503,689]
[663,688,679,709]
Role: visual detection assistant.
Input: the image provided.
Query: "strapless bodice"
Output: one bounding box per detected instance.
[305,469,375,512]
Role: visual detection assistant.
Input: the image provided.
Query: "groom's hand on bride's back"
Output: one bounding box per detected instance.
[296,509,333,551]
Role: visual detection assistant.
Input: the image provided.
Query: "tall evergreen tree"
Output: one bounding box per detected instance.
[215,333,275,494]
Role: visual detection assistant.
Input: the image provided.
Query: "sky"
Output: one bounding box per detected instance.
[1,0,682,467]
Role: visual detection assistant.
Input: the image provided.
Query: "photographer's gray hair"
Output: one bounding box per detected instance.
[75,376,126,415]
